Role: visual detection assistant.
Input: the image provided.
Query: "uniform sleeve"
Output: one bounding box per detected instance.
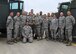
[63,17,66,28]
[35,18,39,25]
[19,17,21,26]
[30,27,33,34]
[56,19,58,28]
[71,16,75,25]
[6,17,11,27]
[22,27,26,37]
[20,16,23,27]
[14,16,16,22]
[13,16,17,25]
[20,15,22,22]
[50,20,52,30]
[29,27,33,37]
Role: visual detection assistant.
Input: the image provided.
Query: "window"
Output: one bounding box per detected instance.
[10,3,18,9]
[10,2,23,10]
[10,3,12,9]
[20,3,23,10]
[62,5,68,10]
[12,3,18,9]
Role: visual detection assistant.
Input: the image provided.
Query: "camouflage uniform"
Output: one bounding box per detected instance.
[50,18,58,40]
[6,16,14,41]
[31,16,37,38]
[20,15,27,37]
[65,15,75,42]
[22,25,33,43]
[35,16,42,40]
[42,18,49,40]
[58,16,65,41]
[26,15,32,25]
[14,16,20,40]
[20,15,27,27]
[48,17,53,39]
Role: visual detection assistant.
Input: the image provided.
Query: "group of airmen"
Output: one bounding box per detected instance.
[6,9,75,46]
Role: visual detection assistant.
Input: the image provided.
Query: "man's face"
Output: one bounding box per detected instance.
[40,11,42,15]
[53,15,56,19]
[28,12,31,16]
[47,13,50,17]
[17,12,20,17]
[51,13,54,17]
[60,12,64,16]
[22,12,26,16]
[67,11,71,16]
[30,13,33,16]
[36,13,39,16]
[10,12,14,17]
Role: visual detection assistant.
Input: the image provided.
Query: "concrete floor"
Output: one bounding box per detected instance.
[0,38,76,54]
